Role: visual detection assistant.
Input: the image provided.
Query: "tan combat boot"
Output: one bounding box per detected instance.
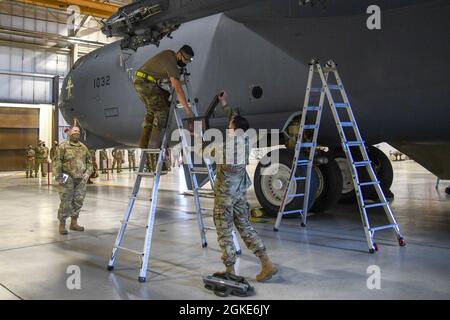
[256,255,278,282]
[70,218,85,232]
[59,221,68,235]
[138,127,152,148]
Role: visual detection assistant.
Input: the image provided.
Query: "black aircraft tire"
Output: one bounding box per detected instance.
[332,146,394,203]
[309,154,343,212]
[366,146,394,199]
[254,149,318,218]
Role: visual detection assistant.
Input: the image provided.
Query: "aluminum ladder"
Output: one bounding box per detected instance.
[172,74,241,255]
[274,59,406,253]
[107,71,240,282]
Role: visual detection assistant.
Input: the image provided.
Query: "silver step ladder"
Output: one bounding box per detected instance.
[107,71,240,282]
[172,72,241,254]
[274,59,406,253]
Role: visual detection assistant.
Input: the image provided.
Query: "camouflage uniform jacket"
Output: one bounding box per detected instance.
[214,104,252,195]
[34,145,45,160]
[50,146,58,160]
[112,149,124,159]
[53,140,93,179]
[25,148,35,159]
[42,146,49,161]
[100,149,108,161]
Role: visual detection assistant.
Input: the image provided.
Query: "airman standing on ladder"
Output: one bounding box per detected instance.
[133,45,195,171]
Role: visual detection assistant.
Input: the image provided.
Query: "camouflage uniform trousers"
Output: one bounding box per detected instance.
[25,158,34,177]
[128,156,136,171]
[134,78,170,171]
[213,191,266,267]
[99,159,105,173]
[112,158,122,173]
[35,159,48,177]
[58,176,87,222]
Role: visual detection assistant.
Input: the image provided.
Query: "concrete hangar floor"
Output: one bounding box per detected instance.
[0,160,449,300]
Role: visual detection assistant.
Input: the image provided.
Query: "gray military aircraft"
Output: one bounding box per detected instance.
[60,0,450,216]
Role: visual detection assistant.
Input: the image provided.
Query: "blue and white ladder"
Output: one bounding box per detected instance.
[274,59,406,253]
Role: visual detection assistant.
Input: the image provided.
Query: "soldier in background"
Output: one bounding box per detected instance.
[53,127,93,235]
[50,141,59,162]
[112,148,123,173]
[128,149,136,171]
[99,149,108,174]
[87,149,99,184]
[34,140,49,177]
[24,145,35,178]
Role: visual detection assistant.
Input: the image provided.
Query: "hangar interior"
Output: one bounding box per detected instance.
[0,0,449,300]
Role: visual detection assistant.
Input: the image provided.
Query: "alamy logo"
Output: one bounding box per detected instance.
[366,265,381,290]
[66,265,81,290]
[367,5,382,30]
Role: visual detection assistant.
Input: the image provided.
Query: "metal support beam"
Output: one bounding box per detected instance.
[70,43,79,66]
[0,26,107,47]
[16,0,120,19]
[73,15,92,37]
[0,70,58,79]
[52,75,60,143]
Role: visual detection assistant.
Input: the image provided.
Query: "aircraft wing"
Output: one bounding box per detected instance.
[101,0,261,50]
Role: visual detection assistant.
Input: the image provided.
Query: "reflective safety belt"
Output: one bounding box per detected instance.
[135,70,157,83]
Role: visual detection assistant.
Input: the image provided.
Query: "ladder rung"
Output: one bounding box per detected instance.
[287,193,305,198]
[114,246,143,256]
[280,209,303,215]
[346,141,364,147]
[370,224,398,232]
[364,202,388,209]
[299,142,315,148]
[334,103,349,108]
[354,161,371,167]
[340,122,354,127]
[303,125,319,130]
[320,67,337,73]
[137,172,155,177]
[359,181,380,187]
[120,220,147,228]
[204,226,216,231]
[327,85,342,90]
[141,149,162,154]
[297,160,311,166]
[190,167,210,174]
[294,176,307,181]
[306,106,321,111]
[309,88,323,93]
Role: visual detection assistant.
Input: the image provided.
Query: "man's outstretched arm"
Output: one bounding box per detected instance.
[170,77,194,118]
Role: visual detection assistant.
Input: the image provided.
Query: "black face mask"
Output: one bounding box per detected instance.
[177,58,186,68]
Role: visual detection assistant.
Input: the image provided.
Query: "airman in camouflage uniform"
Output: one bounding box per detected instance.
[87,150,99,184]
[213,91,277,282]
[53,127,93,235]
[112,148,123,173]
[99,149,108,174]
[24,145,35,178]
[128,149,136,171]
[34,141,49,177]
